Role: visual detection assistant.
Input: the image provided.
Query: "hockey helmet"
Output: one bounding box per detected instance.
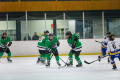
[44,30,49,34]
[109,34,114,41]
[66,31,72,36]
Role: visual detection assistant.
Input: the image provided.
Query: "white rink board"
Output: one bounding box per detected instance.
[2,38,120,56]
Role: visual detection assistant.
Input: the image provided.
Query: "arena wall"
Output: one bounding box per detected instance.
[2,38,120,57]
[0,0,120,12]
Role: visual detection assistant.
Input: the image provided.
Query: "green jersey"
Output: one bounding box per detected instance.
[37,35,48,50]
[45,36,58,51]
[0,36,12,48]
[67,33,82,51]
[0,40,4,48]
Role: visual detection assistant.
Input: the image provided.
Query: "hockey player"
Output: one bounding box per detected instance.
[37,30,49,64]
[98,31,111,62]
[66,31,82,67]
[107,34,120,70]
[45,33,60,67]
[0,32,12,62]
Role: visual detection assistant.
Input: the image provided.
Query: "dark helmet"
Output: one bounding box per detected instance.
[44,30,49,34]
[49,33,54,41]
[66,31,72,36]
[109,34,114,41]
[1,32,7,39]
[49,33,54,37]
[3,32,7,35]
[106,31,111,35]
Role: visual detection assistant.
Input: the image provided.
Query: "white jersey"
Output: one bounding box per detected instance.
[107,40,120,55]
[102,36,109,48]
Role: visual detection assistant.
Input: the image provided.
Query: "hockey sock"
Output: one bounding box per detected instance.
[75,56,82,64]
[47,54,50,64]
[40,54,43,61]
[42,54,47,62]
[111,60,115,67]
[47,61,50,65]
[7,52,11,60]
[69,52,73,63]
[0,52,4,58]
[55,56,59,63]
[98,55,103,59]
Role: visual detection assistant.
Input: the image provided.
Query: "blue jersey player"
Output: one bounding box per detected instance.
[107,34,120,70]
[98,31,111,63]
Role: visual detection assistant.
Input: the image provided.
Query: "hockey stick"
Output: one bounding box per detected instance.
[58,57,68,69]
[59,57,66,64]
[59,41,76,68]
[4,46,8,53]
[48,47,58,63]
[58,56,70,68]
[84,55,108,64]
[95,40,102,43]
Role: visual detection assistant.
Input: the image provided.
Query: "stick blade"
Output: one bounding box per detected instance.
[58,66,65,69]
[84,60,91,64]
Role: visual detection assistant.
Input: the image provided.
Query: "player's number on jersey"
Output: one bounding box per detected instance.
[112,43,116,49]
[39,36,45,42]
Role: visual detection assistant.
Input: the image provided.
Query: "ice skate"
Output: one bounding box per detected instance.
[46,63,50,68]
[98,56,101,62]
[108,58,110,63]
[36,59,40,64]
[8,59,12,63]
[67,62,73,67]
[57,62,61,66]
[112,65,117,70]
[76,63,82,67]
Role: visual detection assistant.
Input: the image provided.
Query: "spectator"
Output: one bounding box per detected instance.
[32,32,39,40]
[23,33,31,40]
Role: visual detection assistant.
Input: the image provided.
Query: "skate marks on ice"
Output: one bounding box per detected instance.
[0,56,120,80]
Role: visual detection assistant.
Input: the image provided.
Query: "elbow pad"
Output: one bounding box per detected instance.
[57,41,60,47]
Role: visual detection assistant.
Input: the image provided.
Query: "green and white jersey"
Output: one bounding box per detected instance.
[0,36,12,48]
[0,40,4,48]
[37,34,48,50]
[45,36,58,51]
[67,33,82,51]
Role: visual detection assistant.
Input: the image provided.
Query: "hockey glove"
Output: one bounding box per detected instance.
[47,48,52,53]
[57,40,60,47]
[51,50,55,54]
[74,36,78,41]
[47,48,55,54]
[8,42,12,47]
[72,43,75,48]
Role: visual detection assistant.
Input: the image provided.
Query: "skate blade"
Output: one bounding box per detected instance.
[8,61,12,63]
[113,68,117,70]
[36,62,40,64]
[46,66,50,68]
[58,66,65,69]
[76,65,83,67]
[40,62,47,65]
[67,65,73,67]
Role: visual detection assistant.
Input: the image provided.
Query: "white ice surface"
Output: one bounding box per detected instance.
[0,55,120,80]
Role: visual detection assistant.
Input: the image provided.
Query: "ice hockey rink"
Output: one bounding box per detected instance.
[0,55,120,80]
